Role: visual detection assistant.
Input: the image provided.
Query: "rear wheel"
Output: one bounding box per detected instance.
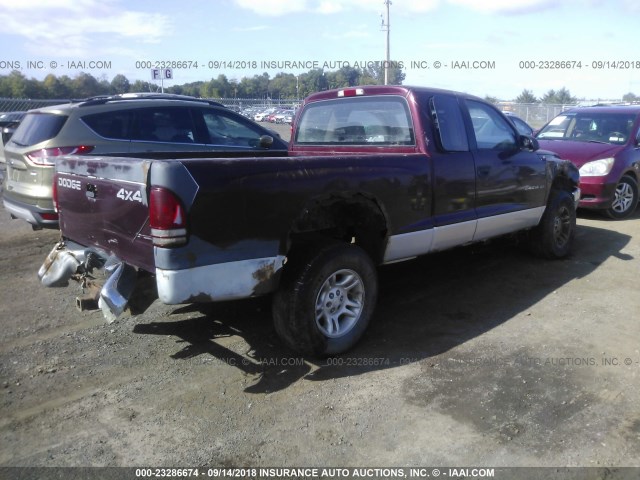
[605,176,638,219]
[273,243,378,357]
[530,190,576,259]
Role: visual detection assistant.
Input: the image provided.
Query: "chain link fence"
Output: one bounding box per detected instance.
[1,97,575,129]
[498,103,576,129]
[0,97,300,114]
[0,98,74,112]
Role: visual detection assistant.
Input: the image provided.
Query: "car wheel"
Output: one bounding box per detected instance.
[272,243,378,357]
[605,176,638,219]
[530,190,576,259]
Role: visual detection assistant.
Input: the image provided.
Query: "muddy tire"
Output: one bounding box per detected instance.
[273,243,378,357]
[605,176,638,220]
[530,190,576,259]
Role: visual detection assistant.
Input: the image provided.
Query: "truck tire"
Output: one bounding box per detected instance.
[272,243,378,357]
[529,190,576,259]
[605,176,638,219]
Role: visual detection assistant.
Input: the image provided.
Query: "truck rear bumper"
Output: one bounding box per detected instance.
[39,240,286,319]
[39,240,137,321]
[155,256,286,304]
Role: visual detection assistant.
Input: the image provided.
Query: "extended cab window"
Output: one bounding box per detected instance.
[295,96,414,146]
[429,95,469,152]
[466,100,516,150]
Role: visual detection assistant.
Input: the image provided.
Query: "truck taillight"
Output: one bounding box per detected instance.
[149,187,188,247]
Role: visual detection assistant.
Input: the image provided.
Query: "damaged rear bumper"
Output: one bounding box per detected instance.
[38,240,137,321]
[39,240,286,319]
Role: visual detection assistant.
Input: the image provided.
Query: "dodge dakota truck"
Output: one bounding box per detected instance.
[39,85,580,356]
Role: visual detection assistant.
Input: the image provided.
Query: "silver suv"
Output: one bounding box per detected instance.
[2,93,288,229]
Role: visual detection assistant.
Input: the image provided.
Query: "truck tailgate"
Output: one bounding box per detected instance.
[56,155,155,273]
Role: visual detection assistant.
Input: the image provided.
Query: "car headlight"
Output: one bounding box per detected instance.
[579,157,615,177]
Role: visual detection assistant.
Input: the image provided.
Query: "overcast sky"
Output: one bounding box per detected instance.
[0,0,638,100]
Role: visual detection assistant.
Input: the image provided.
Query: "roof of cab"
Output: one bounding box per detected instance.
[302,85,485,104]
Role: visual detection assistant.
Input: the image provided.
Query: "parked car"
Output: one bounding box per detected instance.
[0,111,26,164]
[254,108,276,122]
[2,93,288,229]
[282,112,294,124]
[273,109,295,124]
[503,111,534,136]
[536,105,640,219]
[267,110,287,123]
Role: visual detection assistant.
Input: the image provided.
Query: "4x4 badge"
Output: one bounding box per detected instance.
[116,188,143,203]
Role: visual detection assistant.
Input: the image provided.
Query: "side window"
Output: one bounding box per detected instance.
[202,110,264,147]
[131,107,196,143]
[82,111,132,140]
[429,95,469,152]
[466,100,517,150]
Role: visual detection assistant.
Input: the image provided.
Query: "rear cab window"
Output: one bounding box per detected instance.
[10,113,67,147]
[295,96,414,146]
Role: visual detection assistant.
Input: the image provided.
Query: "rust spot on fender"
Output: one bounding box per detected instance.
[253,262,275,284]
[252,262,280,296]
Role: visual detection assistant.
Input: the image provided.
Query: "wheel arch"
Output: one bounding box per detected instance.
[285,192,389,265]
[549,160,580,199]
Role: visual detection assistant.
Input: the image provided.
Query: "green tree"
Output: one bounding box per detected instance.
[541,87,577,104]
[484,95,499,104]
[622,92,638,103]
[131,79,156,93]
[72,73,104,97]
[111,74,130,94]
[362,61,405,85]
[515,89,538,103]
[268,73,298,99]
[6,70,28,98]
[43,74,72,98]
[301,69,328,96]
[333,66,362,87]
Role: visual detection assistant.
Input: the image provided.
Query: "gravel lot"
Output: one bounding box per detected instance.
[1,157,639,474]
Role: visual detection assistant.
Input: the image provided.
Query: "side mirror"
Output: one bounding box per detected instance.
[520,135,539,152]
[259,134,274,148]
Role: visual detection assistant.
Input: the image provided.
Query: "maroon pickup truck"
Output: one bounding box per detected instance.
[39,85,580,356]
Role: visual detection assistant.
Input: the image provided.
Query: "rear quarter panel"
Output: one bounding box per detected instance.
[154,154,433,271]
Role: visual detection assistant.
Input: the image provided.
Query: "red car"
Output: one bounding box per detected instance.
[536,105,640,219]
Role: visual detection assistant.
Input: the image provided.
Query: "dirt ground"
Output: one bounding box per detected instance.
[1,162,639,472]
